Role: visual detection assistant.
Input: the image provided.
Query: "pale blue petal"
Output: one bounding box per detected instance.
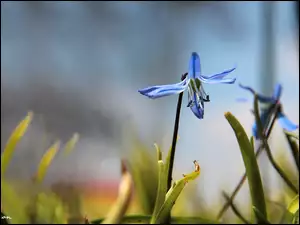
[277,112,298,131]
[239,83,274,103]
[197,77,236,84]
[188,52,201,79]
[138,78,189,99]
[201,67,236,80]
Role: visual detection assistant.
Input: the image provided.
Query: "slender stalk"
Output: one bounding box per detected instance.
[263,138,298,193]
[167,73,187,191]
[165,73,187,224]
[254,99,298,193]
[217,102,280,221]
[222,191,251,224]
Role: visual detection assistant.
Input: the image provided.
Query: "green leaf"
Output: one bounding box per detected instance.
[1,112,33,176]
[151,161,200,224]
[249,136,255,151]
[224,112,267,223]
[288,195,299,214]
[63,133,79,156]
[284,131,299,140]
[91,215,218,224]
[34,141,60,183]
[284,131,299,170]
[252,206,270,224]
[151,144,167,224]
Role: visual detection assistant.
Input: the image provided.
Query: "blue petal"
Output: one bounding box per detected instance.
[252,123,258,139]
[272,83,282,101]
[239,83,274,103]
[189,92,204,119]
[197,77,236,84]
[138,78,189,99]
[252,110,269,139]
[201,67,236,80]
[277,112,298,131]
[188,52,201,79]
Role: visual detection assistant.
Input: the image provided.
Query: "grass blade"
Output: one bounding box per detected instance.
[34,141,60,183]
[63,133,79,156]
[1,112,33,176]
[102,160,133,224]
[252,206,270,224]
[224,112,267,223]
[151,161,200,224]
[150,144,167,224]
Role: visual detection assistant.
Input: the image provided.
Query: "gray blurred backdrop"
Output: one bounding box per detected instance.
[1,1,299,207]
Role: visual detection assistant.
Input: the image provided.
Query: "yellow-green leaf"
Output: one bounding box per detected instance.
[151,161,200,224]
[150,159,166,224]
[35,141,60,183]
[63,133,79,156]
[1,111,33,176]
[288,195,299,214]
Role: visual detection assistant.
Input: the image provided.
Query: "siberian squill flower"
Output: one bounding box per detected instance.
[239,83,298,138]
[138,52,236,119]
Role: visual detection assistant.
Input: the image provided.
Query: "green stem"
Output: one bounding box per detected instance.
[167,73,187,191]
[165,73,187,224]
[254,98,298,194]
[222,191,251,224]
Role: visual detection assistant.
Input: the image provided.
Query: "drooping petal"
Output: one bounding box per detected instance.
[239,83,274,103]
[138,78,189,99]
[277,112,298,131]
[189,92,204,119]
[201,67,236,80]
[252,110,270,139]
[272,83,282,101]
[188,52,201,79]
[197,77,236,84]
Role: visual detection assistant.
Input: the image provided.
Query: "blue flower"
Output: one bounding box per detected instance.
[239,83,298,138]
[138,52,236,119]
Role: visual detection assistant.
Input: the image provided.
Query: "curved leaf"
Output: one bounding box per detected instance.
[288,195,299,214]
[63,133,79,156]
[151,161,200,224]
[1,112,33,176]
[224,112,267,223]
[151,144,167,224]
[35,141,60,183]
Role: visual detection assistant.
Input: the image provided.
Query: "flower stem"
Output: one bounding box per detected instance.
[165,73,187,224]
[167,73,187,191]
[254,99,298,194]
[222,191,251,224]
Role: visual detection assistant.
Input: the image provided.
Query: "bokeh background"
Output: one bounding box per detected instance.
[1,1,299,223]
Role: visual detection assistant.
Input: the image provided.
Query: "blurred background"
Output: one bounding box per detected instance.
[1,1,299,223]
